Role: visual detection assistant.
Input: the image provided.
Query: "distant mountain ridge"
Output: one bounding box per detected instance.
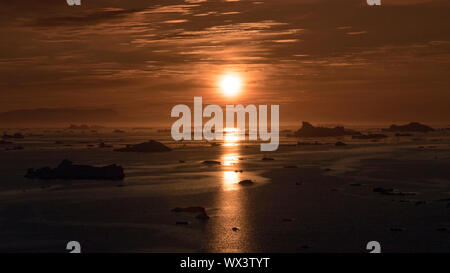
[0,108,119,125]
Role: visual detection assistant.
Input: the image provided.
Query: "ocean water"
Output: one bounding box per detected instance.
[0,126,448,193]
[1,127,450,252]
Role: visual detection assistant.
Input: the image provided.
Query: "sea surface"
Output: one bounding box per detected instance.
[1,126,450,252]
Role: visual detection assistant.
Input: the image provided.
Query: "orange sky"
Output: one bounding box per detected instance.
[0,0,449,125]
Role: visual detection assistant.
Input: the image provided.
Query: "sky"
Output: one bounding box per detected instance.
[0,0,449,125]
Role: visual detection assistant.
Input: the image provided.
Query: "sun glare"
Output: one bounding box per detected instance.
[220,74,242,97]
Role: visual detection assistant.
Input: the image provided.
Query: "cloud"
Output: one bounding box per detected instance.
[0,0,449,123]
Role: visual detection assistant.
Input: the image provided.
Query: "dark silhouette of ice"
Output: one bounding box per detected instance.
[383,122,434,132]
[2,132,24,139]
[114,140,171,153]
[352,134,388,140]
[25,160,125,180]
[294,122,361,137]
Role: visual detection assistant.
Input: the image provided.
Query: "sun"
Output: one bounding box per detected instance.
[220,74,242,97]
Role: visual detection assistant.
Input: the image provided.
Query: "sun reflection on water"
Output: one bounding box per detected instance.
[224,127,239,147]
[222,171,240,191]
[222,153,239,166]
[209,136,254,252]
